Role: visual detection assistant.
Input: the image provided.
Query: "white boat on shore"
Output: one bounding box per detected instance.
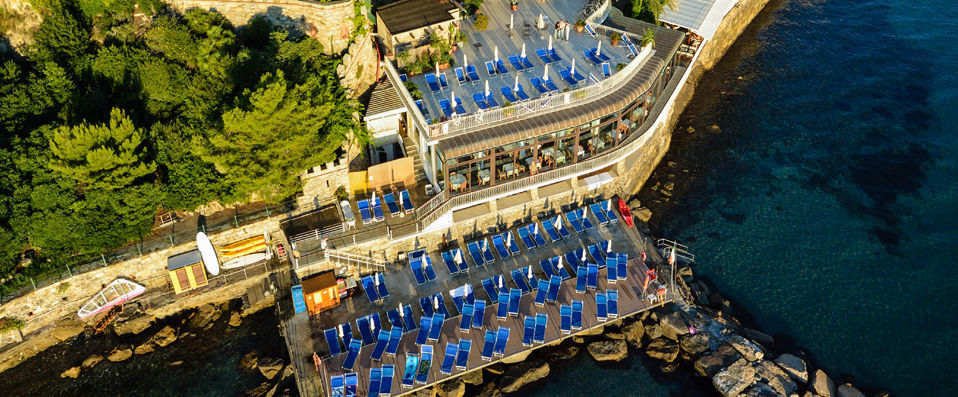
[220,252,269,270]
[77,278,146,319]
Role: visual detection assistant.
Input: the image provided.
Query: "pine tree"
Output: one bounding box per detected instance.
[48,108,156,191]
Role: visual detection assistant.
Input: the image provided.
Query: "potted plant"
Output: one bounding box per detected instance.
[610,32,621,47]
[640,28,656,48]
[574,20,585,33]
[510,0,518,11]
[475,13,489,30]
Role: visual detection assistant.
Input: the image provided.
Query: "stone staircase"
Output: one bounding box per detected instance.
[402,134,429,183]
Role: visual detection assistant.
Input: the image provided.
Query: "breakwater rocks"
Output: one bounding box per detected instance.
[421,264,876,397]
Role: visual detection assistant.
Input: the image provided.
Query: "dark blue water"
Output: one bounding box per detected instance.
[538,0,958,396]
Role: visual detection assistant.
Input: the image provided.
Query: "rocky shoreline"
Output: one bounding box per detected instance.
[420,262,884,397]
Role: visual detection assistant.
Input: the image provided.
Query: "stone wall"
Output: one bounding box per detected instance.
[166,0,357,54]
[337,32,382,97]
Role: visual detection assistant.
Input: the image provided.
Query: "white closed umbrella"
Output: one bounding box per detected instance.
[527,266,533,279]
[537,13,544,29]
[513,75,519,92]
[375,273,380,286]
[555,215,563,230]
[607,240,612,253]
[463,53,468,69]
[371,191,377,206]
[482,238,488,251]
[533,222,539,235]
[558,256,563,268]
[484,80,490,97]
[369,316,376,332]
[548,36,553,51]
[606,199,612,212]
[433,295,439,309]
[597,40,602,57]
[581,248,587,262]
[571,58,576,76]
[338,324,344,339]
[494,46,499,62]
[510,13,514,30]
[543,64,550,81]
[399,304,404,316]
[506,232,512,247]
[451,91,457,106]
[582,206,588,220]
[521,43,526,59]
[498,276,503,289]
[454,249,462,264]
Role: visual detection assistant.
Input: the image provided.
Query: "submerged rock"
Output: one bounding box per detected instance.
[81,354,103,368]
[837,384,866,397]
[712,358,756,397]
[460,368,483,385]
[258,357,284,379]
[107,345,133,362]
[587,340,628,362]
[542,344,579,363]
[437,378,465,397]
[240,351,259,371]
[743,382,779,397]
[621,321,645,349]
[811,369,837,397]
[634,207,652,223]
[60,366,81,379]
[645,338,679,362]
[499,360,550,393]
[479,382,502,397]
[743,328,774,347]
[694,344,742,377]
[774,353,808,383]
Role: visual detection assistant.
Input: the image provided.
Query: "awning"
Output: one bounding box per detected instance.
[659,0,738,40]
[580,172,614,191]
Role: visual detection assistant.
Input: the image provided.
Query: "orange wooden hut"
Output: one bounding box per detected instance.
[167,250,209,294]
[302,270,340,315]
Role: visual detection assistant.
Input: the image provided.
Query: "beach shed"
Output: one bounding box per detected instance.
[302,270,340,315]
[167,250,209,294]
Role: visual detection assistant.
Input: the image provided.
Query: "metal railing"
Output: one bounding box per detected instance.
[657,238,695,263]
[323,249,388,273]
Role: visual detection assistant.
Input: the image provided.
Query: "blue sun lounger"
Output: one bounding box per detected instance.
[345,372,358,396]
[415,99,428,116]
[493,327,510,357]
[472,299,487,329]
[520,266,537,290]
[534,313,547,344]
[387,309,403,330]
[588,244,607,268]
[508,288,521,316]
[496,59,509,75]
[565,210,585,233]
[517,226,536,249]
[596,293,608,321]
[442,250,460,275]
[485,61,497,77]
[536,48,552,64]
[377,273,389,298]
[439,73,449,90]
[466,241,485,267]
[410,258,428,285]
[607,255,618,283]
[401,354,418,389]
[555,216,572,239]
[547,275,561,303]
[515,83,530,101]
[400,190,414,213]
[372,329,389,360]
[543,76,559,92]
[617,253,628,281]
[572,300,583,329]
[371,196,385,221]
[361,276,379,302]
[472,92,489,110]
[530,77,549,94]
[440,342,458,374]
[331,375,344,397]
[584,49,603,65]
[601,62,612,77]
[402,305,417,332]
[541,218,561,241]
[589,202,609,224]
[504,231,520,255]
[549,48,561,62]
[455,67,466,84]
[420,297,434,318]
[565,250,583,272]
[607,290,619,318]
[324,328,341,356]
[500,85,518,103]
[439,99,454,118]
[342,339,362,370]
[460,303,474,331]
[386,327,402,356]
[585,23,598,37]
[426,74,441,92]
[480,239,495,263]
[369,368,382,397]
[602,200,617,222]
[560,304,572,334]
[358,199,373,224]
[496,291,509,320]
[511,269,531,294]
[587,264,598,290]
[456,339,471,370]
[481,277,498,301]
[539,258,556,280]
[340,322,354,346]
[534,279,549,307]
[434,293,449,316]
[579,208,595,230]
[466,64,480,83]
[381,365,394,396]
[429,313,445,341]
[481,330,496,361]
[555,257,571,279]
[575,266,587,294]
[522,316,535,346]
[384,192,401,216]
[521,55,534,69]
[416,317,431,345]
[421,255,438,281]
[485,92,500,108]
[491,234,510,259]
[508,55,524,71]
[357,317,375,345]
[453,97,466,114]
[370,313,383,336]
[560,69,578,87]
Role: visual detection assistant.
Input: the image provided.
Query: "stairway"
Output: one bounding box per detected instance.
[401,134,429,183]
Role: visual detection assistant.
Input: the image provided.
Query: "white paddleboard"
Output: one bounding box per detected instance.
[196,232,220,276]
[221,252,268,270]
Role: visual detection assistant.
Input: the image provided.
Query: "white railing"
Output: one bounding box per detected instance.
[585,0,611,23]
[425,37,654,138]
[383,58,431,140]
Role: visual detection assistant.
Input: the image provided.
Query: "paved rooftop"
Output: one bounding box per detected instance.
[293,207,671,396]
[406,0,632,123]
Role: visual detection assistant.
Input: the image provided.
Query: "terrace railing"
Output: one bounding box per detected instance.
[424,35,654,139]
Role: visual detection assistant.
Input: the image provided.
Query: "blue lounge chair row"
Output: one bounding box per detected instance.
[559,300,584,334]
[361,274,388,303]
[357,197,384,224]
[419,292,449,318]
[330,372,357,397]
[425,73,449,93]
[481,326,511,360]
[366,364,394,397]
[533,275,562,307]
[535,48,562,64]
[409,251,437,285]
[378,190,415,217]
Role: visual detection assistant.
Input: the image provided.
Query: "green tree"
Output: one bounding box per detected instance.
[630,0,677,24]
[200,70,358,203]
[29,4,90,72]
[48,108,156,191]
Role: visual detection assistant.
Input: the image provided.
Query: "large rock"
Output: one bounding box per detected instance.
[229,312,243,327]
[113,316,153,335]
[837,384,865,397]
[712,358,757,397]
[460,368,483,385]
[81,354,103,368]
[437,378,465,397]
[811,369,837,397]
[499,360,550,394]
[659,312,690,340]
[645,338,679,362]
[60,366,81,379]
[240,351,259,370]
[679,332,711,356]
[188,304,222,329]
[645,324,663,340]
[774,353,808,383]
[107,345,133,362]
[694,344,742,377]
[743,328,775,347]
[133,343,155,355]
[754,359,797,396]
[586,340,628,362]
[479,382,502,397]
[543,345,580,363]
[727,335,764,362]
[149,325,178,347]
[621,321,645,349]
[743,382,779,397]
[258,357,285,379]
[501,349,531,364]
[634,207,652,223]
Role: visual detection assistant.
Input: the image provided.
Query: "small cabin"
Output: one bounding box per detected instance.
[167,250,209,294]
[302,270,340,315]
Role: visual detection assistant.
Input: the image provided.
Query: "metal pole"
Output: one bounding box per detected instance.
[169,234,174,247]
[234,210,239,227]
[137,241,143,255]
[266,203,271,217]
[30,277,36,290]
[66,265,72,276]
[101,253,107,266]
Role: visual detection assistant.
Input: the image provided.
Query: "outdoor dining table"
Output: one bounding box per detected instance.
[478,169,491,184]
[449,173,467,191]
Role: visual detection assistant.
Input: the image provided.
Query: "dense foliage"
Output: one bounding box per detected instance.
[629,0,678,24]
[0,0,364,285]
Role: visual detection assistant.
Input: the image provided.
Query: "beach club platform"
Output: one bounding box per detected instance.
[292,205,672,396]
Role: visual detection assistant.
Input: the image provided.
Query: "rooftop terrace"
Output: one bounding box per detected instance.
[292,204,673,396]
[403,0,646,137]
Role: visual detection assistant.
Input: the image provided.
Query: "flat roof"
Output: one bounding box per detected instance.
[167,249,202,271]
[302,270,338,294]
[377,0,458,35]
[435,18,684,158]
[660,0,738,39]
[366,79,406,118]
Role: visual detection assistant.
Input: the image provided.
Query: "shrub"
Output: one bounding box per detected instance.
[0,317,24,332]
[56,282,70,294]
[335,186,348,201]
[610,32,622,42]
[474,14,489,31]
[616,63,626,72]
[640,28,656,48]
[404,80,423,100]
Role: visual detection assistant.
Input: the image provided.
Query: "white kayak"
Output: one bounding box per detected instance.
[220,252,269,270]
[77,278,146,319]
[196,232,220,276]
